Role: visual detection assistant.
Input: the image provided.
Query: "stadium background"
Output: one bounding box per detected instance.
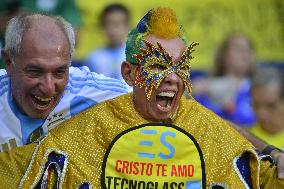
[75,0,284,70]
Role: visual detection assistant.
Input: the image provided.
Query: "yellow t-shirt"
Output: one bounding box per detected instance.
[250,124,284,150]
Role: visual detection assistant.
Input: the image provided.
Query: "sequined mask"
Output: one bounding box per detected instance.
[134,39,198,100]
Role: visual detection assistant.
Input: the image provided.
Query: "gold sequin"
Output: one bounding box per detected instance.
[0,93,281,188]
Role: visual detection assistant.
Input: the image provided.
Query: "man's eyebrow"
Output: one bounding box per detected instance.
[24,65,41,69]
[57,65,69,69]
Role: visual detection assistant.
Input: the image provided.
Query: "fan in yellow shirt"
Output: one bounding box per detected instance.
[250,67,284,150]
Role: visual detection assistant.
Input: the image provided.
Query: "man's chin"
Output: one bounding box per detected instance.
[151,104,177,121]
[28,112,50,119]
[148,112,173,122]
[26,106,54,119]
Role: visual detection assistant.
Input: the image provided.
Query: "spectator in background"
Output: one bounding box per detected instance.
[193,34,256,127]
[85,3,130,80]
[0,0,23,69]
[250,67,284,149]
[21,0,82,30]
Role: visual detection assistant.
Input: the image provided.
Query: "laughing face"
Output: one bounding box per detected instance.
[128,35,191,121]
[5,19,70,119]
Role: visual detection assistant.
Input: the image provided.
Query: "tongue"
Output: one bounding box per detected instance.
[156,96,169,108]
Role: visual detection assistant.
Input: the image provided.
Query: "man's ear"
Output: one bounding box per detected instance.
[1,49,13,73]
[121,61,137,86]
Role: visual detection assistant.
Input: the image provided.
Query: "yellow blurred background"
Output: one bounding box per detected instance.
[75,0,283,70]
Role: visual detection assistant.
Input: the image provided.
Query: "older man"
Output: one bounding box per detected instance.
[0,13,129,151]
[1,7,283,188]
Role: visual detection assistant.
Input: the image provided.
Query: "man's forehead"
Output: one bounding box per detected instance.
[22,15,66,42]
[19,21,69,58]
[144,35,186,62]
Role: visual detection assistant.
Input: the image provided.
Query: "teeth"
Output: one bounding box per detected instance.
[34,95,53,102]
[157,92,175,98]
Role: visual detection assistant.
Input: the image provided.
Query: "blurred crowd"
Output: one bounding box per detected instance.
[192,34,284,150]
[1,0,284,149]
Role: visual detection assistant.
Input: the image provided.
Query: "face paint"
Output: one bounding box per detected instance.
[134,39,198,100]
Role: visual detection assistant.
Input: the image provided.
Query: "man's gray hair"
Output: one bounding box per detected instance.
[4,13,75,60]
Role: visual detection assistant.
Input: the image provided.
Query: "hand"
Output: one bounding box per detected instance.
[271,149,284,179]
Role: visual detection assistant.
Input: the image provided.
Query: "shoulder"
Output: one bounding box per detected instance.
[49,94,130,136]
[181,98,250,145]
[0,69,7,75]
[0,69,9,96]
[68,66,129,93]
[0,69,8,81]
[45,67,129,120]
[182,98,224,123]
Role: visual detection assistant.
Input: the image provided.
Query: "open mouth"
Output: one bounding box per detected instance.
[32,95,54,108]
[156,91,175,111]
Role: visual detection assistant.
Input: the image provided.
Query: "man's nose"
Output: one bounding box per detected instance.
[164,72,180,83]
[39,75,56,95]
